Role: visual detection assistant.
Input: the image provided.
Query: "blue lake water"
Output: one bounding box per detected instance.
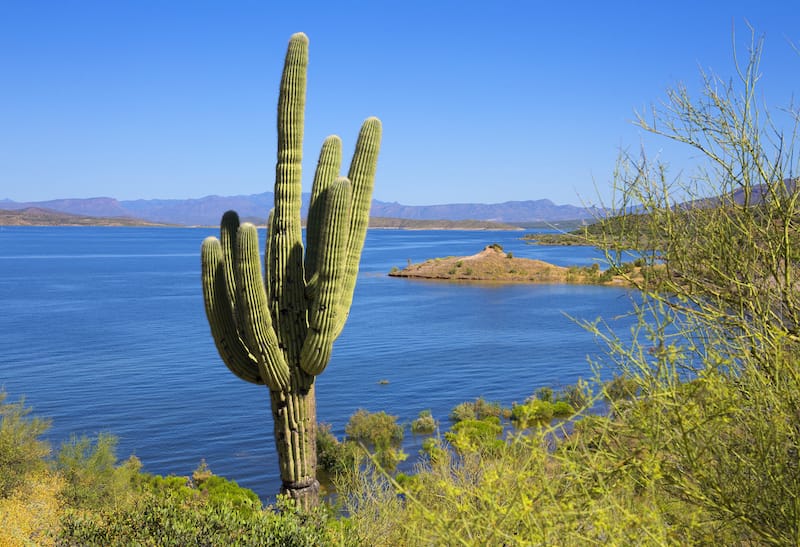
[0,227,636,500]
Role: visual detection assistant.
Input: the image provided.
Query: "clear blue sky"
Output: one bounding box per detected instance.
[1,1,798,206]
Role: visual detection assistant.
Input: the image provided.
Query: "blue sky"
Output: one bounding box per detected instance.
[1,1,798,207]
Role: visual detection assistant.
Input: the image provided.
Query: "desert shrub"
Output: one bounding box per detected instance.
[338,428,712,545]
[597,268,615,283]
[444,417,503,455]
[57,493,336,546]
[55,433,141,510]
[345,409,406,471]
[558,379,591,409]
[198,475,261,515]
[511,399,556,428]
[579,32,800,543]
[191,458,213,485]
[603,373,640,402]
[535,386,553,402]
[345,409,403,449]
[316,422,358,478]
[140,473,194,500]
[420,437,446,464]
[0,392,52,498]
[0,470,63,546]
[449,397,502,423]
[410,410,437,435]
[551,400,574,418]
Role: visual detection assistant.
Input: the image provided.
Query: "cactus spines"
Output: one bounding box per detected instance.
[199,32,381,507]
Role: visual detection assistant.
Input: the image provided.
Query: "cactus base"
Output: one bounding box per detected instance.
[281,478,320,508]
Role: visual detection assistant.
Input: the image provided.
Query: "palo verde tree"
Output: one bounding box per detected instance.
[584,31,800,543]
[200,33,381,507]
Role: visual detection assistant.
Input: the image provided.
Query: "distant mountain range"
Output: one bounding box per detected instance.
[0,193,597,226]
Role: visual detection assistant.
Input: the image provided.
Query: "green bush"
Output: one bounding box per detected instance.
[56,433,142,510]
[535,386,553,402]
[410,410,437,435]
[420,437,446,464]
[316,422,357,477]
[0,392,51,497]
[57,493,337,546]
[449,397,502,423]
[511,399,553,428]
[558,379,591,409]
[345,409,403,449]
[345,409,406,471]
[444,417,503,455]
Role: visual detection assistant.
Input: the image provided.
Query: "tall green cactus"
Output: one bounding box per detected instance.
[200,32,381,507]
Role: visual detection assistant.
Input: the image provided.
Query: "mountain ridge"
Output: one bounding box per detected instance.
[0,193,597,226]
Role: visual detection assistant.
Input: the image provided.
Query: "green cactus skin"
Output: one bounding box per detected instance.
[200,32,381,507]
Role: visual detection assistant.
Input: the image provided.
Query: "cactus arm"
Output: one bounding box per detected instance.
[234,223,292,392]
[305,135,343,281]
[334,117,382,336]
[269,32,309,361]
[300,177,352,375]
[200,237,263,385]
[219,211,241,317]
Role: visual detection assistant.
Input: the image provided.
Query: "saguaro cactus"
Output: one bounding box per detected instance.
[200,32,381,506]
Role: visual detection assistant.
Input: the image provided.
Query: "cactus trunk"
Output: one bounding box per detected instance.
[200,32,381,508]
[271,386,318,498]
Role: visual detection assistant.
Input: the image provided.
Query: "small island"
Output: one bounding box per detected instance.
[388,244,641,286]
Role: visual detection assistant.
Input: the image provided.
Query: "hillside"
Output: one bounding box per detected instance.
[0,208,173,227]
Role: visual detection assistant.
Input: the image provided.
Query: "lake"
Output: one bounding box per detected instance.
[0,226,636,500]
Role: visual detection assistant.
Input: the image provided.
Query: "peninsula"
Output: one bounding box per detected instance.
[388,244,640,286]
[0,207,175,227]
